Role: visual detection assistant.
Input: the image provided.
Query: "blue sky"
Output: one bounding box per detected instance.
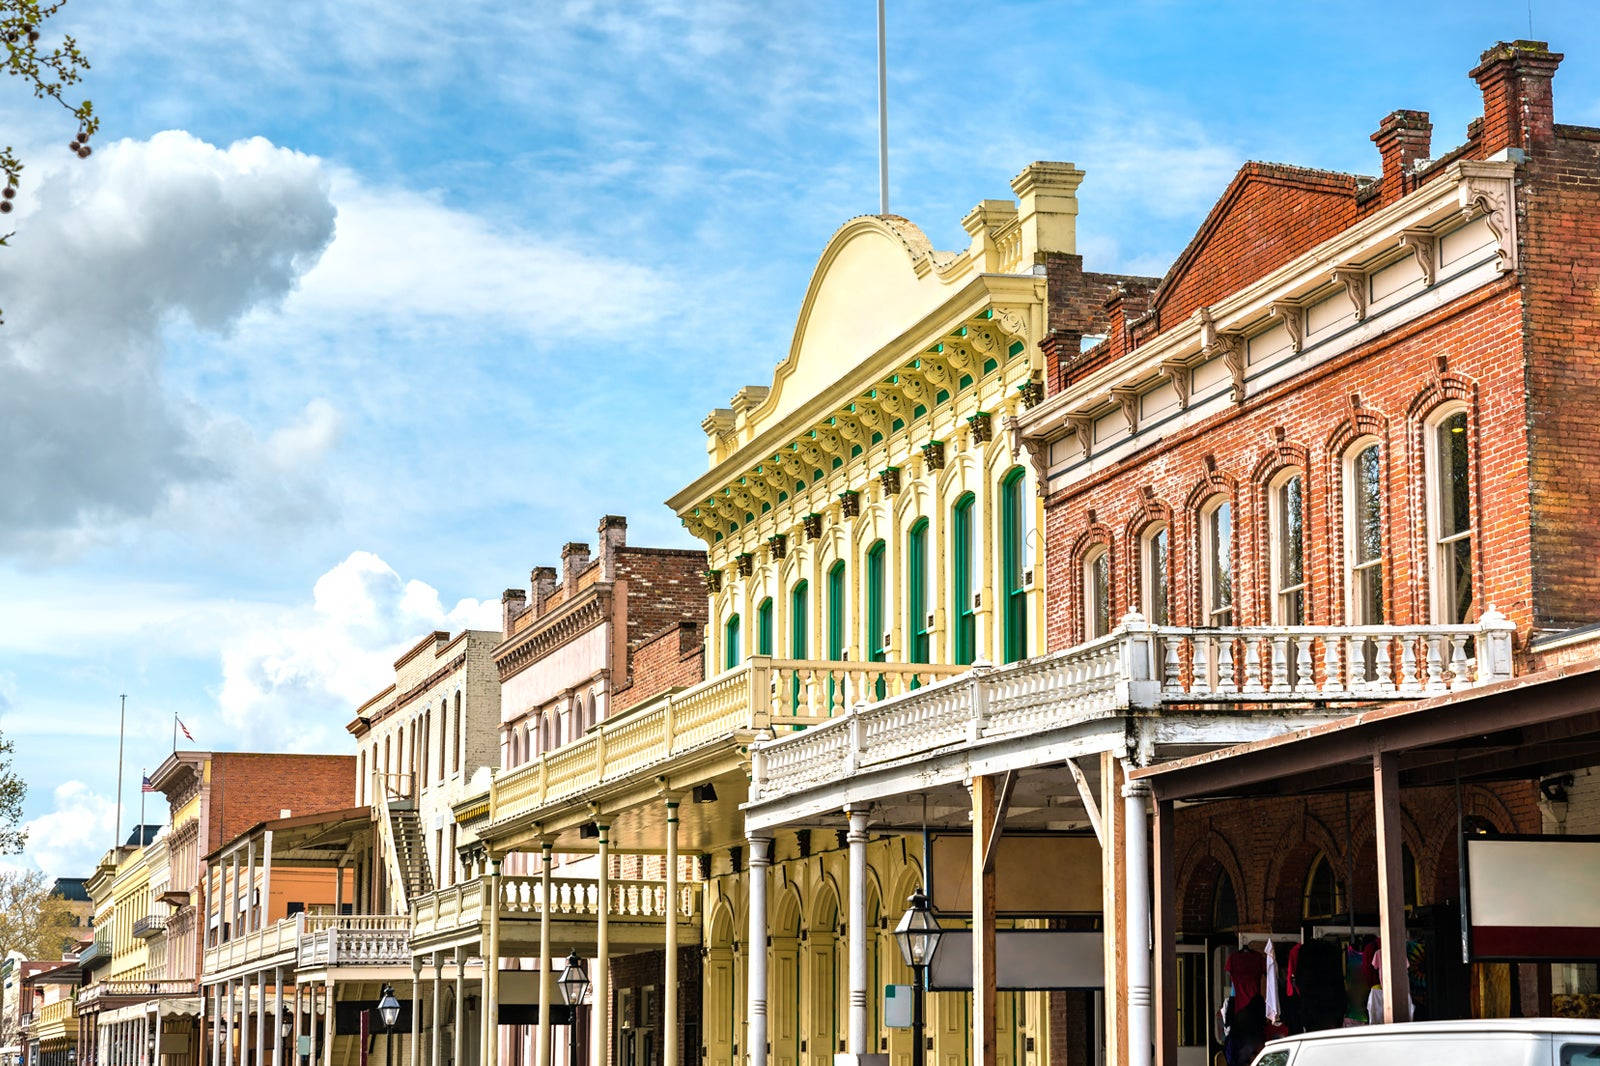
[1,0,1596,877]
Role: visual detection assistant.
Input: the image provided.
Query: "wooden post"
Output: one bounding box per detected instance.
[970,775,998,1066]
[1374,752,1409,1023]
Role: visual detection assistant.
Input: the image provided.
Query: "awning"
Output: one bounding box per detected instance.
[97,999,201,1026]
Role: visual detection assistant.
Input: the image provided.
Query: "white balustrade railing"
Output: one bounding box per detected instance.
[295,915,410,968]
[750,610,1516,802]
[410,875,701,944]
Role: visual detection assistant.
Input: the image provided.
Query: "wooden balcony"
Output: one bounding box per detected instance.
[410,874,701,956]
[76,980,196,1008]
[132,914,168,939]
[295,915,410,969]
[751,612,1518,806]
[485,656,966,835]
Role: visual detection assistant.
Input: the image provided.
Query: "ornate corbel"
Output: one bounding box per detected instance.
[704,569,722,594]
[737,553,754,577]
[1268,302,1305,353]
[838,490,860,518]
[1458,174,1516,273]
[917,354,955,393]
[965,322,1001,357]
[896,371,932,408]
[802,513,823,540]
[1066,413,1095,458]
[813,426,847,462]
[879,467,902,495]
[1333,268,1368,322]
[1398,230,1437,288]
[834,412,868,447]
[921,439,946,472]
[968,411,993,443]
[1018,377,1044,408]
[767,534,787,560]
[1111,387,1141,432]
[1019,435,1050,485]
[994,307,1029,346]
[854,399,890,437]
[1160,359,1191,410]
[940,342,978,378]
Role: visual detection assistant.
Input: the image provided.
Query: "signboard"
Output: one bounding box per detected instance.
[927,930,1103,991]
[930,834,1101,915]
[883,985,913,1028]
[1464,834,1600,961]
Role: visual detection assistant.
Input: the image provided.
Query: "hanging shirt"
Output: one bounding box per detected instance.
[1366,983,1414,1024]
[1227,947,1267,1008]
[1264,939,1282,1024]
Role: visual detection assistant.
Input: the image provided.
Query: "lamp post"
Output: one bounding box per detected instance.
[377,986,401,1066]
[558,954,590,1066]
[893,891,943,1066]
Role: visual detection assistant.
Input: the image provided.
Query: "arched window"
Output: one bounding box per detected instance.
[570,696,584,744]
[1270,470,1307,625]
[1001,467,1029,662]
[827,561,847,711]
[1200,497,1234,625]
[1345,439,1385,624]
[724,613,741,672]
[790,579,809,713]
[866,542,887,663]
[1212,869,1239,931]
[907,519,930,663]
[1083,545,1111,640]
[1141,523,1169,626]
[951,493,977,664]
[756,597,774,655]
[357,749,366,805]
[1427,407,1473,624]
[452,692,462,774]
[438,698,448,781]
[1303,852,1347,921]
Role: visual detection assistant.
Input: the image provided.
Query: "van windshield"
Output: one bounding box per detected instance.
[1292,1035,1539,1066]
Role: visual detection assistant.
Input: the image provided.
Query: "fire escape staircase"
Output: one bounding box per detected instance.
[374,782,434,913]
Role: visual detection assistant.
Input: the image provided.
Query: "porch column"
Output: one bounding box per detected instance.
[970,776,998,1066]
[484,855,501,1066]
[593,824,610,1066]
[664,800,679,1066]
[535,842,552,1066]
[845,806,869,1056]
[224,981,235,1066]
[273,967,285,1066]
[245,840,257,933]
[1152,797,1177,1066]
[261,830,275,934]
[1374,752,1409,1023]
[411,957,423,1066]
[1124,778,1152,1066]
[321,980,334,1066]
[293,985,305,1066]
[212,986,223,1066]
[746,836,771,1066]
[452,948,466,1066]
[257,969,268,1066]
[433,952,444,1066]
[241,974,252,1066]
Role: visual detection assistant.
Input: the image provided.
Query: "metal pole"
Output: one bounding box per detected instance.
[911,964,925,1066]
[876,0,889,215]
[115,695,126,848]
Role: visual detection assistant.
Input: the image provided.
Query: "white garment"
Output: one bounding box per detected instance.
[1264,938,1282,1024]
[1365,983,1414,1024]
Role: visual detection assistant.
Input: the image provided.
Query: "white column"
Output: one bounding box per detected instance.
[260,831,275,935]
[294,985,305,1066]
[593,825,610,1066]
[411,957,423,1066]
[535,843,552,1066]
[1124,778,1153,1066]
[245,841,257,933]
[257,971,268,1066]
[224,982,235,1066]
[272,968,284,1066]
[452,948,466,1066]
[321,981,334,1066]
[746,837,771,1066]
[663,801,679,1066]
[240,974,252,1066]
[212,986,223,1066]
[846,807,869,1056]
[432,953,444,1066]
[484,856,501,1066]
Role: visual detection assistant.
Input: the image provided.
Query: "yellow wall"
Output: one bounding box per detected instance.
[109,844,152,981]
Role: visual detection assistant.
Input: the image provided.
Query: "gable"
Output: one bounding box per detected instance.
[1154,164,1362,326]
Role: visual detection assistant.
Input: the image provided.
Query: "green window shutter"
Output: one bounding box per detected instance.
[790,580,808,716]
[908,519,930,665]
[757,598,774,656]
[1002,468,1028,663]
[866,542,887,662]
[952,493,976,665]
[723,614,740,671]
[827,562,846,711]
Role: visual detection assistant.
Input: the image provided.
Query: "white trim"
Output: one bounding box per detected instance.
[1268,469,1308,625]
[1342,437,1385,625]
[1424,402,1474,625]
[1199,498,1233,626]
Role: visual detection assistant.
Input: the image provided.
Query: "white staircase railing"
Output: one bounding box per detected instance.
[750,609,1517,802]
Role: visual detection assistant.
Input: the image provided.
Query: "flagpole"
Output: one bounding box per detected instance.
[114,694,126,849]
[139,767,146,839]
[877,0,889,216]
[173,712,178,752]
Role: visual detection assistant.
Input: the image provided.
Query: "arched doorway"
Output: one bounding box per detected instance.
[807,885,841,1066]
[771,889,803,1066]
[704,904,738,1066]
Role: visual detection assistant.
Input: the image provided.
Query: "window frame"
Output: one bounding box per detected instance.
[951,493,977,664]
[1199,496,1235,626]
[1343,436,1386,625]
[1268,468,1308,625]
[1001,467,1029,662]
[723,612,741,672]
[1140,522,1169,626]
[907,518,930,663]
[1083,544,1112,640]
[756,597,774,656]
[1425,404,1474,625]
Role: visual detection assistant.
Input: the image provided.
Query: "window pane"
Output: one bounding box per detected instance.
[1438,411,1471,537]
[1209,502,1232,619]
[1146,527,1168,626]
[1278,475,1304,590]
[1087,552,1111,638]
[1355,444,1382,565]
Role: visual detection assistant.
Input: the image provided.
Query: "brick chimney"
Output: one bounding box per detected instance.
[597,515,627,581]
[1371,110,1432,205]
[1470,40,1562,155]
[501,588,527,635]
[530,566,557,615]
[561,542,591,591]
[1104,282,1154,363]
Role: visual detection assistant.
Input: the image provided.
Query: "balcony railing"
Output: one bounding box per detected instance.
[76,980,195,1007]
[750,612,1517,802]
[202,914,303,975]
[411,875,701,947]
[36,999,75,1029]
[488,656,967,826]
[132,914,168,939]
[295,915,410,969]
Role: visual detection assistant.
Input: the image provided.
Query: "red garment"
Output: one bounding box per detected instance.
[1228,947,1267,1008]
[1361,940,1381,987]
[1285,943,1302,998]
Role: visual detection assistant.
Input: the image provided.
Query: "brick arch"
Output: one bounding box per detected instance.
[1123,496,1175,620]
[1250,441,1314,620]
[1186,467,1242,625]
[1176,828,1250,932]
[1404,372,1477,421]
[1426,785,1534,903]
[1324,408,1389,457]
[1404,378,1481,624]
[1260,808,1351,926]
[1068,522,1116,643]
[1325,408,1396,624]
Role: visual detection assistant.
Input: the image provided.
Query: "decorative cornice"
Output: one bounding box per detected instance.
[493,589,610,682]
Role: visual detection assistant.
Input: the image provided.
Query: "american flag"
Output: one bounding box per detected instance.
[176,716,194,742]
[141,774,155,793]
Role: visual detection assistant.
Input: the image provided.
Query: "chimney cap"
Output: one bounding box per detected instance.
[502,588,527,603]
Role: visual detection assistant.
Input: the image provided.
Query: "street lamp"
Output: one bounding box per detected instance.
[377,985,402,1066]
[559,954,591,1066]
[893,890,943,1066]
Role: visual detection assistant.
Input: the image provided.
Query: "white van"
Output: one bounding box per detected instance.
[1252,1019,1600,1065]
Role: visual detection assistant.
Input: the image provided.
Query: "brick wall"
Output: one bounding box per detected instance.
[612,621,704,714]
[615,548,706,658]
[608,948,703,1058]
[208,753,354,852]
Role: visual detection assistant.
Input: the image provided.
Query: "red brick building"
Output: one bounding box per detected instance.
[1020,39,1599,1051]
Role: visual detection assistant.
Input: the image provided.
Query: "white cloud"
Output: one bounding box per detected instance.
[0,131,338,556]
[17,782,117,879]
[215,551,500,752]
